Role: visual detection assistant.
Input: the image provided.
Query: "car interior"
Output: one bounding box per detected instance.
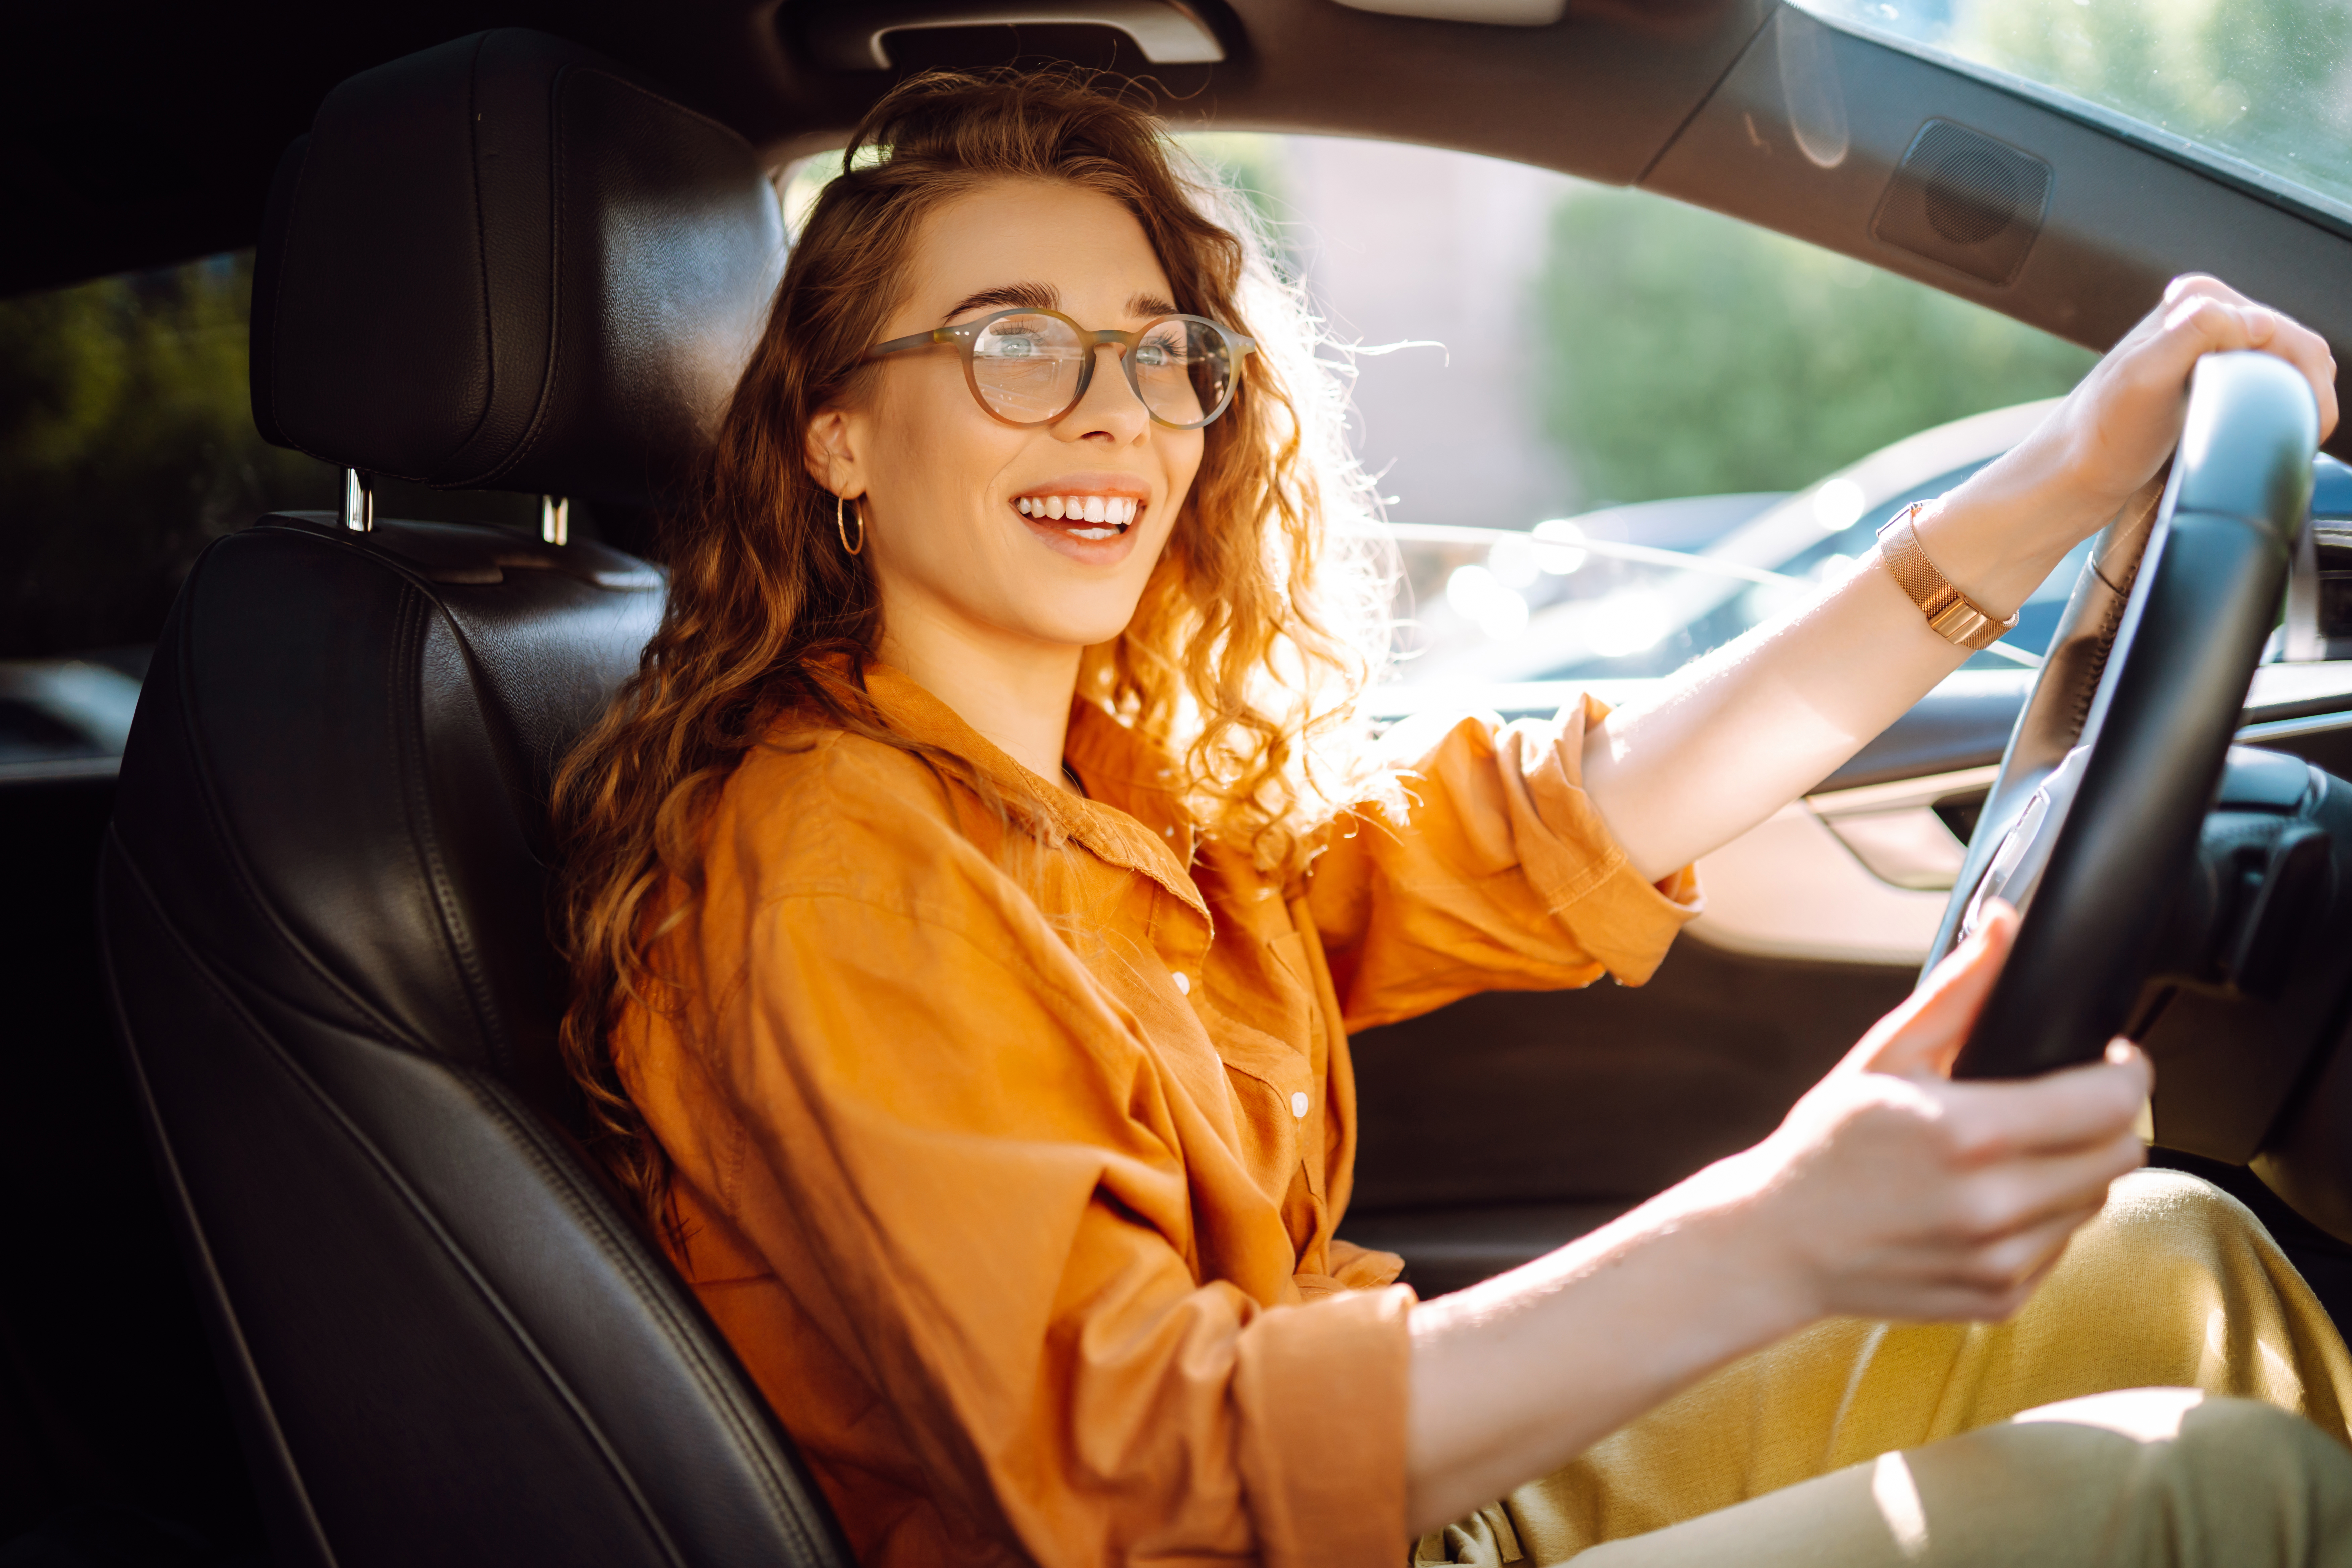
[10,1,2352,1564]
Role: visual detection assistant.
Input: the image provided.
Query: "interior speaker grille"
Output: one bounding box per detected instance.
[1871,120,2052,286]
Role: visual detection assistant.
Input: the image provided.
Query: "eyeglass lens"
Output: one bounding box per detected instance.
[970,314,1236,428]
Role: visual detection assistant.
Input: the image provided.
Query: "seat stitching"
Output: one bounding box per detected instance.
[98,838,347,1568]
[473,67,754,489]
[111,844,699,1568]
[456,1068,848,1562]
[467,62,570,489]
[435,29,506,472]
[395,592,513,1073]
[163,540,431,1051]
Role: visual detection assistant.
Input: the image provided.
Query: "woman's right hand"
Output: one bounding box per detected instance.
[1710,902,2152,1325]
[1407,902,2151,1530]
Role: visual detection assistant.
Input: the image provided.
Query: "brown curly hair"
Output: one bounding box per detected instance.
[549,68,1389,1230]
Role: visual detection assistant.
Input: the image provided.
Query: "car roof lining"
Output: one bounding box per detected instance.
[7,0,2350,459]
[0,0,1770,296]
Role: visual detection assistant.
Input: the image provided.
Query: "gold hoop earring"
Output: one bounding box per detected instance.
[836,492,864,556]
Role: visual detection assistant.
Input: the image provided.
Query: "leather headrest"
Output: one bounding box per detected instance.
[252,30,785,508]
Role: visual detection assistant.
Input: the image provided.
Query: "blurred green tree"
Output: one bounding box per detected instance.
[1940,0,2352,217]
[0,254,334,658]
[1534,186,2097,505]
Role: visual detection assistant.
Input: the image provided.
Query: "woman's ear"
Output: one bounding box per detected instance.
[804,406,866,500]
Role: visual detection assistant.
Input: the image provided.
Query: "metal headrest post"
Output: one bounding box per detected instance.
[341,469,374,533]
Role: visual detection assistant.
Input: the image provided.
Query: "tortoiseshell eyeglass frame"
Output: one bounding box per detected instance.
[863,307,1257,431]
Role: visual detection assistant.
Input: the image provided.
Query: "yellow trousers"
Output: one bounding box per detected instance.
[1417,1170,2352,1566]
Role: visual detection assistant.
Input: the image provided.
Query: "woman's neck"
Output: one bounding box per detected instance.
[875,605,1083,790]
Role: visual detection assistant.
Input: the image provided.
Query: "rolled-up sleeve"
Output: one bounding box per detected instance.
[1305,696,1703,1032]
[686,875,1415,1566]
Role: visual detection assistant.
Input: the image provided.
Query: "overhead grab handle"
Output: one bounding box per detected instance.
[803,0,1226,70]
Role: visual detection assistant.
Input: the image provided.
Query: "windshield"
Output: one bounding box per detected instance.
[1795,0,2352,226]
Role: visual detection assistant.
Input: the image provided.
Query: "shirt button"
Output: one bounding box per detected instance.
[1164,825,1176,837]
[1290,1091,1310,1119]
[1171,970,1191,995]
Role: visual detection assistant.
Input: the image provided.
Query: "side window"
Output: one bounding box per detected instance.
[0,253,640,673]
[0,255,333,664]
[1180,136,2097,689]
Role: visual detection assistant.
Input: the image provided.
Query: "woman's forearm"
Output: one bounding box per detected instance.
[1581,455,2102,884]
[1402,1163,1805,1533]
[1401,910,2151,1536]
[1581,276,2340,885]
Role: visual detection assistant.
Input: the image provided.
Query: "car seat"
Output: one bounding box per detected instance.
[99,30,853,1568]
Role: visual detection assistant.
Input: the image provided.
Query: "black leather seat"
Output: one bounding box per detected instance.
[100,31,852,1568]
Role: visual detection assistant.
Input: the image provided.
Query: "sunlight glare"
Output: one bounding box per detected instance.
[1813,477,1867,533]
[1487,534,1542,589]
[1586,592,1668,657]
[1532,518,1590,575]
[1446,564,1531,642]
[1870,1451,1931,1561]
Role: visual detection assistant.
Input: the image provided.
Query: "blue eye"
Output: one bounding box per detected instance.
[1137,330,1195,369]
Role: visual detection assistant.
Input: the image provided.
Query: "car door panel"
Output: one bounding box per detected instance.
[1345,682,2352,1296]
[1344,934,1912,1296]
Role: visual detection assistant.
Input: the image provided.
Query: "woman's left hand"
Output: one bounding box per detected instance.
[1998,274,2338,545]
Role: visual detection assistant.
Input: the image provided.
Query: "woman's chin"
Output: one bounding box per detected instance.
[993,587,1148,653]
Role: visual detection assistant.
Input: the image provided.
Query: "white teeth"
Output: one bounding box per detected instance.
[1017,495,1139,532]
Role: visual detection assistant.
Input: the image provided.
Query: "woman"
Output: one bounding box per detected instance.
[555,69,2352,1566]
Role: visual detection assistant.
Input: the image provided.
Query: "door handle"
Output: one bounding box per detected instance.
[802,0,1227,70]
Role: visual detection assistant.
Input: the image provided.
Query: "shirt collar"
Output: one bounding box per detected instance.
[858,662,1211,925]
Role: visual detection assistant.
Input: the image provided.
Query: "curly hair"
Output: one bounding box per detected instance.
[549,68,1391,1230]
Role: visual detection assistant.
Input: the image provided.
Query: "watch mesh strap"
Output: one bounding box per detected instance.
[1877,503,2019,652]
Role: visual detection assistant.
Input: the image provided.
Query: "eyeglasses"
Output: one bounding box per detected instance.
[863,308,1256,431]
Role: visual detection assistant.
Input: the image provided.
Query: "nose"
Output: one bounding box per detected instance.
[1056,340,1150,444]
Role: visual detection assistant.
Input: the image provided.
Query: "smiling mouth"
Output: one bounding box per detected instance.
[1016,494,1141,540]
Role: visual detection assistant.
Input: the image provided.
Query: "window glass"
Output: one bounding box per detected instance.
[0,255,332,660]
[0,254,598,664]
[1795,0,2352,226]
[1177,136,2094,686]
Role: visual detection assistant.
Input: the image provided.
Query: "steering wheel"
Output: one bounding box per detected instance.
[1930,351,2319,1079]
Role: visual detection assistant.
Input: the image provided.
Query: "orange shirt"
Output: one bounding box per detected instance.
[616,665,1699,1567]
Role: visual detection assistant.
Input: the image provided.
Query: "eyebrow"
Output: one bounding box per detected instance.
[940,282,1057,323]
[938,282,1184,325]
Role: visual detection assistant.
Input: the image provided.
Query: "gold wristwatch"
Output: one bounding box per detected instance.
[1876,501,2019,652]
